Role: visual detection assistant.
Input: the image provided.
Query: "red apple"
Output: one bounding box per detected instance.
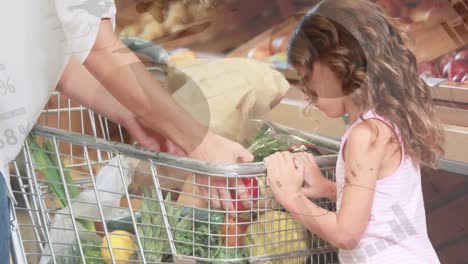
[454,49,468,60]
[462,73,468,83]
[444,59,468,79]
[417,61,440,78]
[438,54,455,77]
[452,72,467,82]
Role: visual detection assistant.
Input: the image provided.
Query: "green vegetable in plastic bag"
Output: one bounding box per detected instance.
[27,135,80,208]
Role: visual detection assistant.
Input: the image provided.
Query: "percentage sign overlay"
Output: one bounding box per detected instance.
[18,124,30,136]
[0,77,16,95]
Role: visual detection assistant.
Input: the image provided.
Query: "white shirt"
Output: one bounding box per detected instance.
[0,0,116,203]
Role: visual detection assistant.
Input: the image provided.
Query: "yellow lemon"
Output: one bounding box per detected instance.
[101,230,137,264]
[246,211,307,264]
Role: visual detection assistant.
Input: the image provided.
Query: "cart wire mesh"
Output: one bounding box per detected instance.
[9,92,340,264]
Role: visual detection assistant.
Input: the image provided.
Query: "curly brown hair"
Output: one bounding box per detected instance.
[288,0,445,167]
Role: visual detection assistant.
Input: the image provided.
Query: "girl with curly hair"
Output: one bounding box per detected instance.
[265,0,445,263]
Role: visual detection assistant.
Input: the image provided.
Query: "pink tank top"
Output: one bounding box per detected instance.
[335,109,440,263]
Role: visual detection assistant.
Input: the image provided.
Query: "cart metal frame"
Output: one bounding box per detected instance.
[8,90,342,264]
[8,97,468,264]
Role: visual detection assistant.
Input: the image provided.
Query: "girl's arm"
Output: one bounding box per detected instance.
[311,179,337,202]
[266,122,388,249]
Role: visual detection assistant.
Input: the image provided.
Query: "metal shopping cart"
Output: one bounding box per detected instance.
[8,91,341,264]
[8,38,341,264]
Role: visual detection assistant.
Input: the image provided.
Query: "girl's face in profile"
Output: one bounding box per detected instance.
[304,61,349,118]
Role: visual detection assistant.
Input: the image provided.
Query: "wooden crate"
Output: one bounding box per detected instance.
[432,81,468,104]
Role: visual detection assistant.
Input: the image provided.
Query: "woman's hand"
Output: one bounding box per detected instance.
[264,152,304,207]
[121,115,186,156]
[188,132,253,163]
[292,152,333,199]
[189,132,254,213]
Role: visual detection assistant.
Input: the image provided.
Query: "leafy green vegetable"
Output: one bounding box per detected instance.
[78,243,106,264]
[137,188,170,262]
[42,138,80,198]
[180,207,225,231]
[27,135,80,207]
[27,135,95,231]
[173,213,248,262]
[247,127,321,161]
[76,219,96,232]
[136,189,249,262]
[55,238,105,264]
[247,128,290,162]
[211,247,249,264]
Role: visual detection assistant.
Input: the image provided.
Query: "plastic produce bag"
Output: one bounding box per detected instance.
[40,155,132,264]
[246,121,323,162]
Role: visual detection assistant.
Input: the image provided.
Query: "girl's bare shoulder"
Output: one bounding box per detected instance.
[348,119,395,148]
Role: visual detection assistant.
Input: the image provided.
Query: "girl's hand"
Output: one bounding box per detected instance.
[292,152,330,199]
[264,152,304,207]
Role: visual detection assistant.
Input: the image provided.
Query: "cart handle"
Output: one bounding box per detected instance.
[120,37,169,65]
[29,125,338,177]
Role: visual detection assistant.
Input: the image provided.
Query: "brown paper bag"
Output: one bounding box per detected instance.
[170,58,290,206]
[168,57,290,144]
[131,58,290,208]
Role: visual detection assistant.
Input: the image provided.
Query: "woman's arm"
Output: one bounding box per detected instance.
[266,122,388,249]
[83,19,253,163]
[57,56,131,125]
[83,19,207,154]
[56,56,186,154]
[81,19,254,212]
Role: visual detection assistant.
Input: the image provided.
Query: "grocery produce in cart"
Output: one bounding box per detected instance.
[17,117,338,264]
[101,230,137,263]
[9,34,339,263]
[245,211,308,264]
